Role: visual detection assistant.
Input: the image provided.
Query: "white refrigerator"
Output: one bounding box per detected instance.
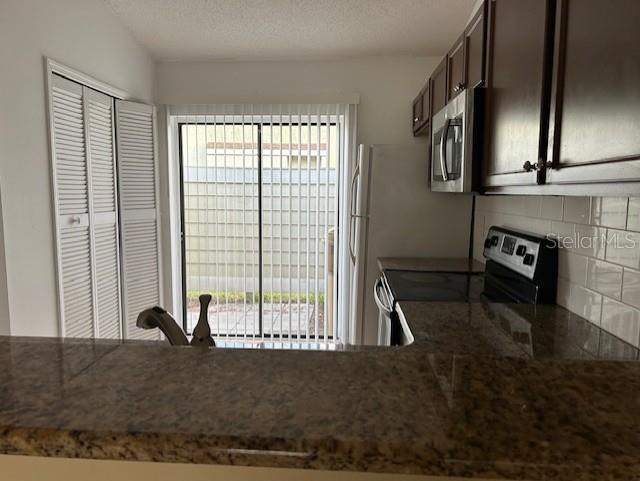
[348,144,473,345]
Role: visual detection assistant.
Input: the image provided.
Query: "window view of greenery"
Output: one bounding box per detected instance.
[181,119,339,341]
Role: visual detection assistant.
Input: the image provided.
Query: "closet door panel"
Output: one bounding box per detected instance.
[86,88,122,339]
[50,74,95,337]
[52,76,89,218]
[93,223,121,339]
[59,226,94,338]
[116,100,162,341]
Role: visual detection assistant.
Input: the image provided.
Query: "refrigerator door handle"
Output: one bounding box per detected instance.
[350,162,360,215]
[349,217,357,263]
[348,162,361,263]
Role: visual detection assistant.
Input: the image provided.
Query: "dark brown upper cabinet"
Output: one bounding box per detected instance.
[482,0,556,189]
[410,3,486,139]
[415,0,640,194]
[465,3,487,90]
[544,0,640,188]
[447,34,466,101]
[412,80,431,136]
[431,58,448,116]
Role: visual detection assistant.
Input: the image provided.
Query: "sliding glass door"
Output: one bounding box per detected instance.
[180,121,260,338]
[179,106,341,343]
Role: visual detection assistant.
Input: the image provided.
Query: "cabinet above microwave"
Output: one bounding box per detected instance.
[412,5,486,140]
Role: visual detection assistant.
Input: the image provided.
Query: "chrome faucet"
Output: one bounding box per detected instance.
[136,294,215,347]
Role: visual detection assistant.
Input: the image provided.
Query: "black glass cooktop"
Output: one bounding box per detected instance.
[382,270,516,304]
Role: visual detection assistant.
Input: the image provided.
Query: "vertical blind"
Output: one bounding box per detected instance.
[176,104,348,345]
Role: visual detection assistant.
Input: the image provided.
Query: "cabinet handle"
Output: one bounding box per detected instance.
[414,117,419,123]
[453,83,464,93]
[70,216,81,224]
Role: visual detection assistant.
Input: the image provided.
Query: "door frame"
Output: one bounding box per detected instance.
[176,118,341,340]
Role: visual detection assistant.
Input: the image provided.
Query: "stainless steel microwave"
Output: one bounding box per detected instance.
[430,88,484,193]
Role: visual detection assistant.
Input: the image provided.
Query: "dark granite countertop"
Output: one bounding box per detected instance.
[1,302,639,480]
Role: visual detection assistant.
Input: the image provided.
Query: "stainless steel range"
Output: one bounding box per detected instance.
[375,226,558,346]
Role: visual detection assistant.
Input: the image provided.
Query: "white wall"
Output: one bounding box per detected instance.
[156,56,438,145]
[0,0,155,336]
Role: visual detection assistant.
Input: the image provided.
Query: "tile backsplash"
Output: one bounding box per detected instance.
[473,196,640,347]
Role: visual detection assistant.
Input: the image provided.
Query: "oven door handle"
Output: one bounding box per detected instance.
[439,117,451,182]
[374,278,392,314]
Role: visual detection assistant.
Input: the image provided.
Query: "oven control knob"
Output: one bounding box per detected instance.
[516,245,527,257]
[523,253,535,266]
[490,235,499,246]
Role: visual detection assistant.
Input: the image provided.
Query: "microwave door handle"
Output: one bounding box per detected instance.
[439,118,451,182]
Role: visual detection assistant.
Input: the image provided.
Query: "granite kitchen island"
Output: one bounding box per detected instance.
[0,301,639,481]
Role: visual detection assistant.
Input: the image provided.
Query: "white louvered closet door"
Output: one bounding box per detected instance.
[86,88,122,339]
[51,75,95,338]
[115,100,162,340]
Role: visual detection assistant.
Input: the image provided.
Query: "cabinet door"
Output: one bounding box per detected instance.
[412,93,423,133]
[412,80,431,136]
[465,2,486,89]
[447,34,466,100]
[483,0,555,188]
[421,81,430,126]
[431,58,448,116]
[546,0,640,186]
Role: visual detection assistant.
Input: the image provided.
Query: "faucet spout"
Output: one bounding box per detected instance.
[136,306,189,346]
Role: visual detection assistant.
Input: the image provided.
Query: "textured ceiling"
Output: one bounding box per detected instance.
[103,0,477,61]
